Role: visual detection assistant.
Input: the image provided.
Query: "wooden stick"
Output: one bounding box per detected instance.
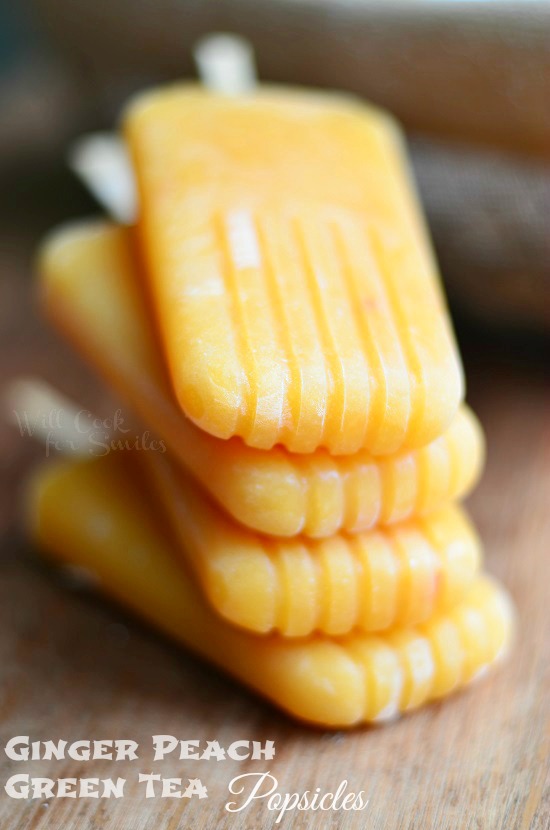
[194,33,257,95]
[68,133,137,224]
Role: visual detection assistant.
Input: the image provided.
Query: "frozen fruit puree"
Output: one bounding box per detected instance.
[39,221,482,538]
[125,86,464,455]
[27,67,513,727]
[141,448,481,636]
[29,453,514,728]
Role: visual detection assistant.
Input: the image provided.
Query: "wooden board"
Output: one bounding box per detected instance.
[0,220,548,830]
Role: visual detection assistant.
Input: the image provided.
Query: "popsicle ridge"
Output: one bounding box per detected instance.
[329,219,403,454]
[124,86,464,454]
[342,575,513,721]
[143,449,481,637]
[206,510,481,637]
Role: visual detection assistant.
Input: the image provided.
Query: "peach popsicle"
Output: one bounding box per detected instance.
[39,221,482,538]
[141,448,481,637]
[124,85,464,455]
[29,452,514,728]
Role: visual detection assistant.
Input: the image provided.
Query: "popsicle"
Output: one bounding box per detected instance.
[28,452,514,728]
[124,85,464,455]
[39,221,482,538]
[141,449,480,636]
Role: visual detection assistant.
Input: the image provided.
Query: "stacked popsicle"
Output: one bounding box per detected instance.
[30,72,514,727]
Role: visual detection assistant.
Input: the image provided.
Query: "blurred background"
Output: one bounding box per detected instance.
[0,5,548,828]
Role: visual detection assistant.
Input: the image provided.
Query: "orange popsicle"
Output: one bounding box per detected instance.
[124,85,464,454]
[140,448,481,636]
[39,221,481,538]
[29,452,514,728]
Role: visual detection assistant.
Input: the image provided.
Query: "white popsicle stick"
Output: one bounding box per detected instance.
[3,377,100,456]
[7,379,106,588]
[68,133,137,224]
[194,33,257,95]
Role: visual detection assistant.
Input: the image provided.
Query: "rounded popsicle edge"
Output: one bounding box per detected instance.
[27,454,515,728]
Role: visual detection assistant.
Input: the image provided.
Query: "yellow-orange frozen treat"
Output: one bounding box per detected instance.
[28,453,514,728]
[39,221,481,538]
[124,86,464,454]
[142,450,481,636]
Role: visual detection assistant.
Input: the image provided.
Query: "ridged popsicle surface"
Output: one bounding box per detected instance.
[143,450,481,637]
[29,453,514,727]
[39,222,480,537]
[125,86,464,454]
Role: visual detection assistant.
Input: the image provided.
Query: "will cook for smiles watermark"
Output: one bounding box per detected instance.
[12,406,166,457]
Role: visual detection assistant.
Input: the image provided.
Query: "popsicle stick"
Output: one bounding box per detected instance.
[6,378,111,589]
[194,33,257,95]
[68,133,137,224]
[3,377,96,456]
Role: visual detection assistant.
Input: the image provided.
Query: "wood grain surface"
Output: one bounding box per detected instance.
[0,191,548,830]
